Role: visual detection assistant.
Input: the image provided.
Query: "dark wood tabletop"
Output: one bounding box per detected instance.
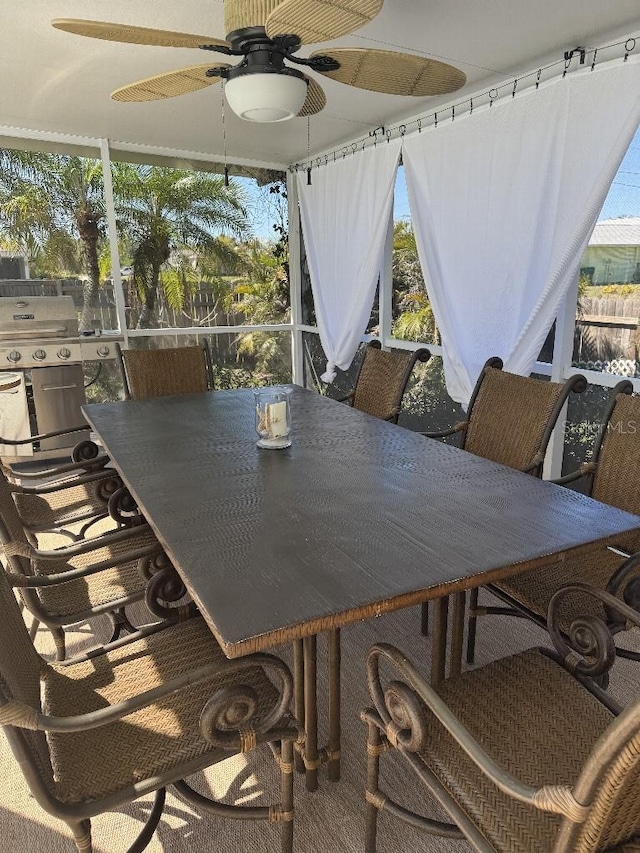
[84,385,640,657]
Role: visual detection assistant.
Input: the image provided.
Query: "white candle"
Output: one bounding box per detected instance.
[266,400,288,438]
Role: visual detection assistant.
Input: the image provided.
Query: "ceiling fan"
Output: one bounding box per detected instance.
[52,0,467,123]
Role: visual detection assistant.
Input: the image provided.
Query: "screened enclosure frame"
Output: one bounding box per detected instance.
[0,105,639,479]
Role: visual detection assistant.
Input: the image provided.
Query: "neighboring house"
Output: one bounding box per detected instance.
[582,217,640,284]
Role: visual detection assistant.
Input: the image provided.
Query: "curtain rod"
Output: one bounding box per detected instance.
[290,34,638,173]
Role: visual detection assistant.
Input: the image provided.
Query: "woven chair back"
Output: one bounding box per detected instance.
[120,346,210,400]
[0,546,53,790]
[0,470,30,553]
[352,346,422,422]
[464,367,566,471]
[555,699,640,852]
[591,393,640,515]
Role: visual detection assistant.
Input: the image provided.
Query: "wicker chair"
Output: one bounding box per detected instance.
[0,560,302,853]
[471,381,640,663]
[5,465,124,542]
[0,426,117,540]
[422,357,587,639]
[116,341,214,400]
[338,341,431,424]
[0,470,160,659]
[363,584,640,853]
[424,357,587,475]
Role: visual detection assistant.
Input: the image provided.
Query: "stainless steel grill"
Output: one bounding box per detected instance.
[0,296,123,458]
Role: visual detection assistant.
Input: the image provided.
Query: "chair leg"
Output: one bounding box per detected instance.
[466,588,479,664]
[107,607,137,643]
[68,818,92,853]
[28,617,41,642]
[280,739,294,853]
[420,601,429,636]
[365,721,383,853]
[52,627,66,661]
[127,788,165,853]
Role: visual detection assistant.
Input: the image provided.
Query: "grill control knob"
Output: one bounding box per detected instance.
[57,347,71,361]
[7,350,21,363]
[97,345,110,358]
[33,349,47,361]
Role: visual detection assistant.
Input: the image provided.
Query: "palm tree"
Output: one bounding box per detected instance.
[112,165,250,328]
[226,239,291,381]
[0,150,105,330]
[392,220,437,343]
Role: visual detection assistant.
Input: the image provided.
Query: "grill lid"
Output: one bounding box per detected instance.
[0,296,78,340]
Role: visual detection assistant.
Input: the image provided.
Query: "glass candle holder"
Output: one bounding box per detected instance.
[254,389,292,449]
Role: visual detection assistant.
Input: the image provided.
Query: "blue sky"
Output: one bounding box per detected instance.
[600,127,640,220]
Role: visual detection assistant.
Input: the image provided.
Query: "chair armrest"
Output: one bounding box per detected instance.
[0,424,90,446]
[3,653,297,754]
[550,462,597,487]
[365,643,590,822]
[16,467,118,495]
[421,421,469,439]
[336,390,355,404]
[5,541,161,589]
[24,523,152,561]
[521,456,545,475]
[11,455,110,482]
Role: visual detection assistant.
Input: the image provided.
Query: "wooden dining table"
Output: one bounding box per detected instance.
[83,385,640,791]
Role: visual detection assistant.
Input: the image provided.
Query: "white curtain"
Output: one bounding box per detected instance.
[297,140,401,382]
[403,58,640,407]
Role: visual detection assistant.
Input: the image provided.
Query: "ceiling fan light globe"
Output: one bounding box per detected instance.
[225,72,307,122]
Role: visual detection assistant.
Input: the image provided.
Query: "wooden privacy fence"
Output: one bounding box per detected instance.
[576,296,640,372]
[0,279,242,331]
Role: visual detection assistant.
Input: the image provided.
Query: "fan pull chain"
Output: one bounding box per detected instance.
[222,81,229,187]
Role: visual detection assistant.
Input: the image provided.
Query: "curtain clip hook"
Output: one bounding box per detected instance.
[625,38,636,61]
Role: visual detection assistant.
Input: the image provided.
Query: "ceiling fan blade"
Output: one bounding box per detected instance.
[52,19,229,49]
[265,0,383,45]
[312,48,466,96]
[111,64,229,102]
[298,77,327,117]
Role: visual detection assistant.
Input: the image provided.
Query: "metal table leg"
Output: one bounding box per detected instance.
[449,592,466,678]
[293,639,306,774]
[327,628,341,782]
[431,596,449,685]
[303,634,319,791]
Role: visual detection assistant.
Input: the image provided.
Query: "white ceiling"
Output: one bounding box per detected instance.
[2,0,640,168]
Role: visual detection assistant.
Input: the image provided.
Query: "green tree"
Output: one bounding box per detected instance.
[112,164,249,328]
[0,150,105,329]
[226,238,291,381]
[391,220,437,343]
